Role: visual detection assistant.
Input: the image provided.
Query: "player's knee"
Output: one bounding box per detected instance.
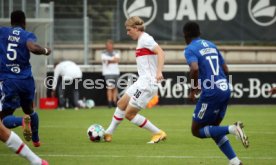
[191,128,201,138]
[0,127,7,141]
[21,101,34,114]
[117,99,122,106]
[117,99,127,110]
[0,124,10,142]
[0,109,14,120]
[125,112,135,121]
[22,107,34,115]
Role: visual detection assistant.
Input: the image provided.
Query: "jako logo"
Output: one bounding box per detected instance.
[248,0,276,26]
[123,0,157,26]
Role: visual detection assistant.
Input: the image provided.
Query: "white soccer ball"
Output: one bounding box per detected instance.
[87,124,105,142]
[86,99,95,108]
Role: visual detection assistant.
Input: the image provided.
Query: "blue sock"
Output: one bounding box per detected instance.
[2,115,22,128]
[213,135,236,160]
[199,126,229,138]
[30,112,39,142]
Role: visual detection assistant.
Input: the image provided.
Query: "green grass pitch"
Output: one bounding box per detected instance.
[0,105,276,165]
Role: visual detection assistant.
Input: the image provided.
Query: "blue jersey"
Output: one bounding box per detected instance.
[184,38,227,96]
[0,26,37,79]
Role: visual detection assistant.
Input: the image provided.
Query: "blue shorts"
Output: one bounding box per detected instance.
[193,88,231,125]
[0,77,35,111]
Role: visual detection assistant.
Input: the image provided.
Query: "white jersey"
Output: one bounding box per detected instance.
[136,32,158,82]
[52,61,82,90]
[101,50,120,76]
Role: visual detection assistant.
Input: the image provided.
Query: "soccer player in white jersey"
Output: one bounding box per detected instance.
[104,16,167,143]
[0,121,48,165]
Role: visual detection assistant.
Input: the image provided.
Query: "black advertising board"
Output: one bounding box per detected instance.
[46,72,276,105]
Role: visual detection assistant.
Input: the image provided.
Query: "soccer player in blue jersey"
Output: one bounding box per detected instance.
[0,10,51,148]
[183,22,249,165]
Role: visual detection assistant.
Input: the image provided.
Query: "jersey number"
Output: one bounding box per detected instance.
[134,89,142,99]
[7,43,18,61]
[206,56,219,75]
[198,103,208,119]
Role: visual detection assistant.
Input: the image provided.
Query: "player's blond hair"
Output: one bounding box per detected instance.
[125,16,144,31]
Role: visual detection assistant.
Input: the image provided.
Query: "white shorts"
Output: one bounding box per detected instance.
[126,79,158,109]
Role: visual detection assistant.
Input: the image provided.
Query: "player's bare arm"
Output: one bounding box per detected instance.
[189,62,200,102]
[26,41,51,55]
[153,45,165,82]
[108,57,120,64]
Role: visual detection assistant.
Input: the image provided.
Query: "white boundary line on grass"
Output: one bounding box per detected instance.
[38,125,276,135]
[0,154,275,160]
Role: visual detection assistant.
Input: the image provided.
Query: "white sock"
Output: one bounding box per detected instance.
[105,107,125,134]
[229,156,241,165]
[228,125,237,135]
[130,114,160,133]
[6,131,42,165]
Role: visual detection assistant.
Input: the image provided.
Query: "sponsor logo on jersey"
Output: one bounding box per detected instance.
[11,66,21,73]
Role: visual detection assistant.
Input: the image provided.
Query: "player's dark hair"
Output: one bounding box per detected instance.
[11,10,26,28]
[183,21,200,38]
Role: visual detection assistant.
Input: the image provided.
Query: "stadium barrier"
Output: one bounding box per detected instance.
[53,44,276,65]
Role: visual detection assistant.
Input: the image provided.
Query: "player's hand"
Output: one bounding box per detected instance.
[155,72,164,82]
[189,89,200,102]
[44,48,52,56]
[269,87,276,94]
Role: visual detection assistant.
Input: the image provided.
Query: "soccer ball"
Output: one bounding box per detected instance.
[87,124,105,142]
[86,99,95,108]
